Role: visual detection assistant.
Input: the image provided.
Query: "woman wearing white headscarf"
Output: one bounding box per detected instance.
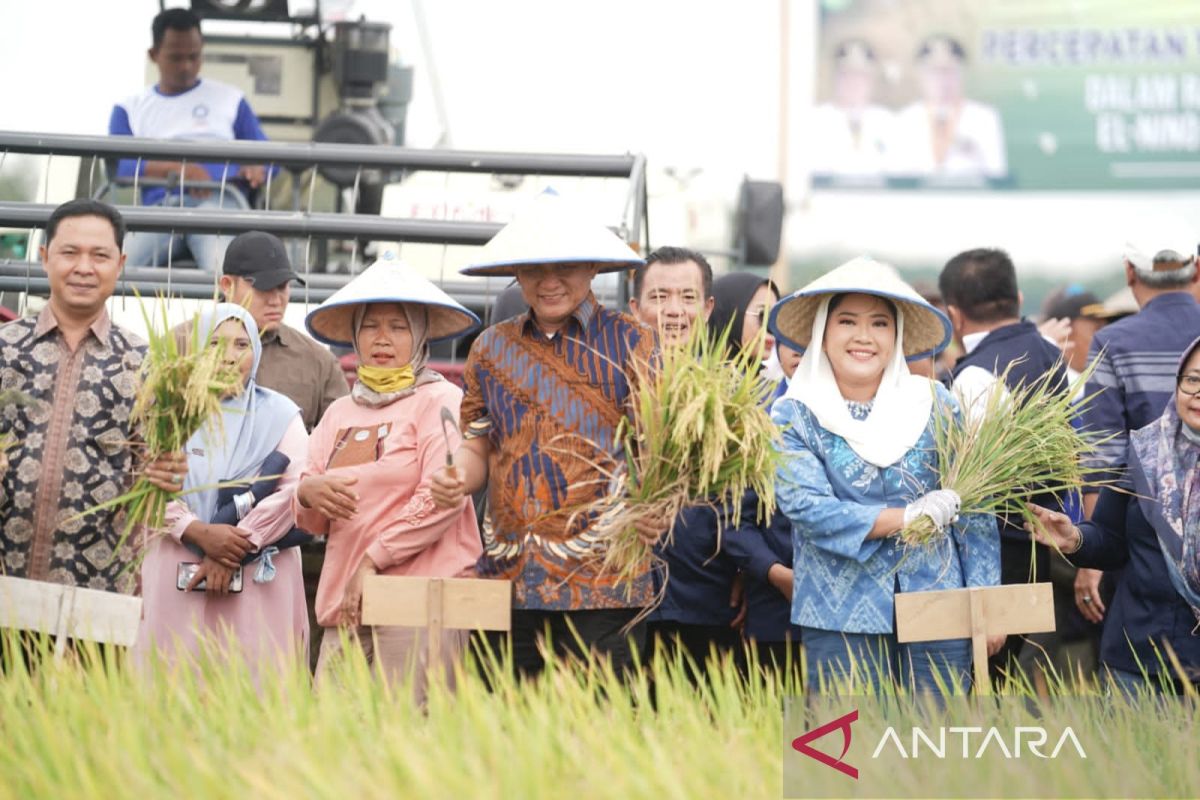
[136,304,309,678]
[767,257,1001,694]
[296,257,481,698]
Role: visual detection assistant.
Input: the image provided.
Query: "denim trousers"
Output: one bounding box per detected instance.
[801,626,972,695]
[125,188,249,272]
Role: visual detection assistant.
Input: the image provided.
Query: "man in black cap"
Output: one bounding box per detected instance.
[220,230,349,670]
[1040,285,1108,388]
[219,231,348,431]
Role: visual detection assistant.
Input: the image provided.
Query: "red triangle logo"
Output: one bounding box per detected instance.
[791,709,858,780]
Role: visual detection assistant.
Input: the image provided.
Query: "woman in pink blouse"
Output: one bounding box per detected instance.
[136,304,309,679]
[296,257,481,697]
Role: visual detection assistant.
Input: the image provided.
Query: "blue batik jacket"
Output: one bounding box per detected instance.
[772,382,1001,634]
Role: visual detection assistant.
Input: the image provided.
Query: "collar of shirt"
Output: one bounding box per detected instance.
[1142,291,1198,313]
[153,78,204,98]
[962,319,1047,358]
[961,330,988,355]
[34,304,111,344]
[261,325,289,347]
[521,292,598,340]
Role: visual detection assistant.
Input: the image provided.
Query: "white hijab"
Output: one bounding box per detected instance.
[783,295,935,468]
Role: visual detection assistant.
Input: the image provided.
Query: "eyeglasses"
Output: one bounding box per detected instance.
[1178,374,1200,396]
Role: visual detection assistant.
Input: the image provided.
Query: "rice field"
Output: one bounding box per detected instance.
[1,633,1196,800]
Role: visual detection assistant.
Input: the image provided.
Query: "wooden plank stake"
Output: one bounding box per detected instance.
[52,587,77,662]
[362,575,511,677]
[0,576,142,649]
[895,583,1055,694]
[968,588,989,694]
[426,578,444,675]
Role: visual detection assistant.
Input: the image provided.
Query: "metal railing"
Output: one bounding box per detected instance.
[0,202,503,245]
[0,130,649,307]
[0,260,348,303]
[0,131,641,177]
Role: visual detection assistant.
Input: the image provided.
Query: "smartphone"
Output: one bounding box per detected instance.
[176,562,243,593]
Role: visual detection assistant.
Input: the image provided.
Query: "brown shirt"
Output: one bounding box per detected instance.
[256,324,349,432]
[0,307,144,592]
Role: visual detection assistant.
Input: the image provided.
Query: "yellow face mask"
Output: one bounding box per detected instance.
[356,364,415,394]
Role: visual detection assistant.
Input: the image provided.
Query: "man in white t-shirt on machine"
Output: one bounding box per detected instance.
[108,7,272,272]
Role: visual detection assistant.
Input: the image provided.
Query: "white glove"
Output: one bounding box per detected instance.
[903,489,962,532]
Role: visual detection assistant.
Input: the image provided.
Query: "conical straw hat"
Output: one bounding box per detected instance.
[459,191,643,277]
[768,256,951,360]
[305,255,480,347]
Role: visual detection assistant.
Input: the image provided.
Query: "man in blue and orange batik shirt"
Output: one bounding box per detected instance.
[430,193,666,677]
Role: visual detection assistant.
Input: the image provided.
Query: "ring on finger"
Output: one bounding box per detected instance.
[1081,595,1093,604]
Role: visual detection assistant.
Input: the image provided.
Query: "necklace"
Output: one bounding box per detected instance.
[846,398,875,421]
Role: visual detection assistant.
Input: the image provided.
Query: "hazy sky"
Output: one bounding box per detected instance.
[2,1,1195,280]
[0,0,802,328]
[0,0,790,179]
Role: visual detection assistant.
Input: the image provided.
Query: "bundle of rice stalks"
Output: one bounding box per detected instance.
[78,298,242,540]
[0,389,35,458]
[593,321,782,585]
[900,361,1109,547]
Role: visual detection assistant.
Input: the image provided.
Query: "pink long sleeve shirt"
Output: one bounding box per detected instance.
[295,379,481,628]
[136,414,310,675]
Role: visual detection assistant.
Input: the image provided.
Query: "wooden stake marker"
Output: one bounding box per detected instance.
[361,575,511,672]
[895,582,1055,693]
[0,575,142,659]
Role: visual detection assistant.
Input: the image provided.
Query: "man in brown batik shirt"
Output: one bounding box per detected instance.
[0,200,167,593]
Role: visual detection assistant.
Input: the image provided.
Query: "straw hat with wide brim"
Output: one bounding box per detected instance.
[305,256,480,347]
[1080,286,1138,321]
[459,192,643,278]
[768,256,952,361]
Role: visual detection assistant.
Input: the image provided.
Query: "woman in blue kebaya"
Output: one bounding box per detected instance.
[767,257,1001,694]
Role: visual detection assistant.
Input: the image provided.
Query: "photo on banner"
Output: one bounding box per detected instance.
[811,0,1200,190]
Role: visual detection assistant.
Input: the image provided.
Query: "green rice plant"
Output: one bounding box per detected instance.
[74,296,242,544]
[900,360,1111,547]
[592,321,782,586]
[0,388,35,458]
[0,626,1196,800]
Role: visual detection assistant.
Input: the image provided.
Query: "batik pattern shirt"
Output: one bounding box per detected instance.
[0,308,144,593]
[461,293,656,610]
[773,381,1001,634]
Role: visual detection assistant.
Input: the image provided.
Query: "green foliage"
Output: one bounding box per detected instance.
[901,361,1110,546]
[0,630,1195,800]
[0,389,35,454]
[592,320,782,586]
[74,297,242,548]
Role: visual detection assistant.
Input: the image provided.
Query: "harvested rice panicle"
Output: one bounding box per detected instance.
[0,389,35,446]
[899,360,1110,547]
[593,320,782,588]
[75,296,242,547]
